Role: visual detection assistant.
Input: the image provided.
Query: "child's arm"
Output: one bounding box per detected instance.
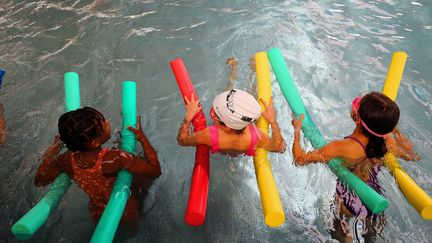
[177,119,194,146]
[257,98,286,153]
[124,116,162,178]
[177,121,210,147]
[386,128,420,161]
[177,92,206,146]
[34,136,65,186]
[102,117,161,178]
[291,114,342,165]
[103,152,161,178]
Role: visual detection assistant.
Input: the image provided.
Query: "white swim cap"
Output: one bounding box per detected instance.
[212,89,262,130]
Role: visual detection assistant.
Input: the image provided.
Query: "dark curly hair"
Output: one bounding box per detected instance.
[357,92,400,158]
[58,107,106,151]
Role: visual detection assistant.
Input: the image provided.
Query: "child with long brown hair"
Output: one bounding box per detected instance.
[292,92,419,242]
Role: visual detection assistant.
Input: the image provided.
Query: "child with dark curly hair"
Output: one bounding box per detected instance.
[35,107,161,227]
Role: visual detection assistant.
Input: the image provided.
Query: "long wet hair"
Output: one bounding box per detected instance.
[357,92,400,158]
[58,107,106,151]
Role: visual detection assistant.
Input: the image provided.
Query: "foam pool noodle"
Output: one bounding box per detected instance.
[382,51,432,220]
[90,81,137,242]
[267,48,388,214]
[253,52,285,227]
[0,69,5,89]
[12,72,79,240]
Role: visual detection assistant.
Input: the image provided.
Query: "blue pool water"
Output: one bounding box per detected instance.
[0,0,431,242]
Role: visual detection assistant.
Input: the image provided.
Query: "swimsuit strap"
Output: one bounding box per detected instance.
[245,125,259,156]
[344,136,368,169]
[71,147,110,172]
[209,125,259,156]
[209,125,220,154]
[344,136,367,154]
[97,147,110,165]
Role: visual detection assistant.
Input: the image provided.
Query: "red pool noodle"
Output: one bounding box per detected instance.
[170,58,210,226]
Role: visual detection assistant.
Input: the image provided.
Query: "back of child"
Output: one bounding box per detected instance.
[177,58,285,155]
[177,88,286,155]
[35,107,161,225]
[291,92,419,241]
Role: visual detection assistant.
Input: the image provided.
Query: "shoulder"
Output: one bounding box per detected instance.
[320,139,351,157]
[59,151,75,176]
[101,148,137,174]
[57,151,73,168]
[324,139,366,162]
[102,148,135,163]
[193,127,211,146]
[57,151,69,162]
[327,139,348,147]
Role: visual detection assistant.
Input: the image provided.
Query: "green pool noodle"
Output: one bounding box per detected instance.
[267,48,388,214]
[12,72,80,240]
[64,72,81,112]
[90,81,137,243]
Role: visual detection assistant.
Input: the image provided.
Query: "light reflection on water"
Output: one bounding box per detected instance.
[0,0,431,242]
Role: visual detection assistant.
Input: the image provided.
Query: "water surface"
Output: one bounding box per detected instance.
[0,0,431,242]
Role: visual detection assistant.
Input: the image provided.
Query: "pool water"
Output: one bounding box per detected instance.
[0,0,431,242]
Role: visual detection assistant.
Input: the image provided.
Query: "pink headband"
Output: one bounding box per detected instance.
[352,96,387,138]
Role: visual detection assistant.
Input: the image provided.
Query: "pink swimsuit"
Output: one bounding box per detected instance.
[209,124,260,156]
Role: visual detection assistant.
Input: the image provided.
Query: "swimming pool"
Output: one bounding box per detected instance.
[0,0,431,242]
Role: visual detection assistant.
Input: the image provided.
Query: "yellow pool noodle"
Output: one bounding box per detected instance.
[382,51,432,220]
[253,52,285,227]
[383,52,408,101]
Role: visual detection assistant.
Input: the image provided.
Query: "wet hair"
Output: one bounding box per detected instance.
[58,107,106,151]
[357,92,400,158]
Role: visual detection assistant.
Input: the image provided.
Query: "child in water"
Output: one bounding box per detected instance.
[291,92,419,242]
[177,59,285,155]
[35,107,161,227]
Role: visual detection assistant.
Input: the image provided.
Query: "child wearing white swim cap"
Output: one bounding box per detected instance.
[177,58,285,156]
[212,89,262,130]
